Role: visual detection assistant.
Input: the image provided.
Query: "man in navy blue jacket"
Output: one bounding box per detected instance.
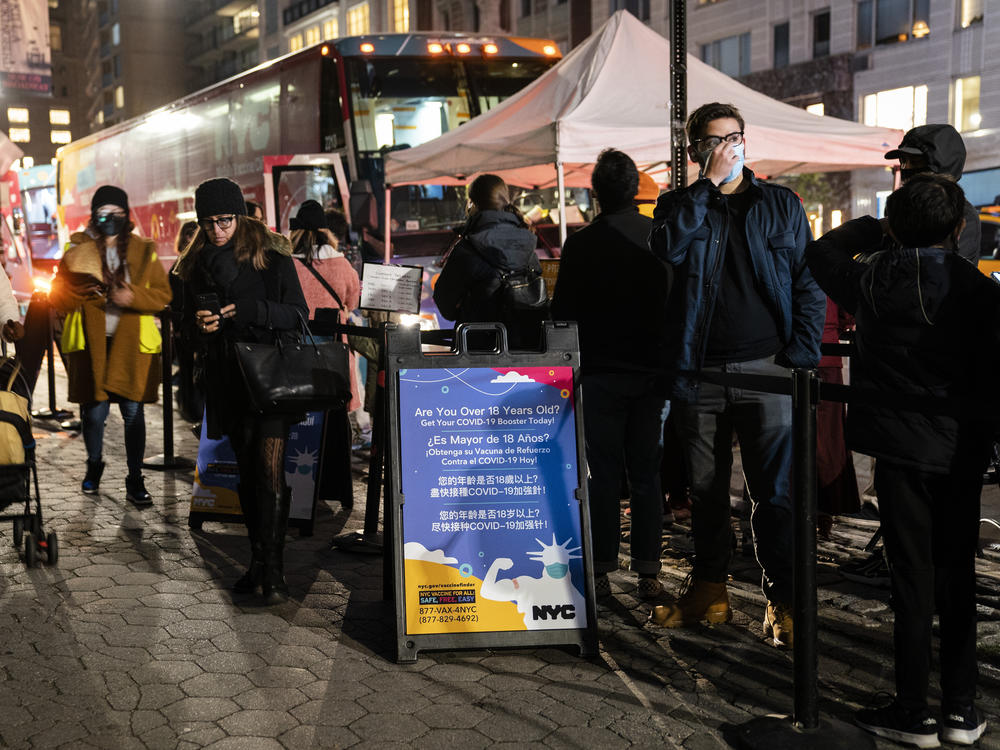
[807,174,997,748]
[648,103,825,647]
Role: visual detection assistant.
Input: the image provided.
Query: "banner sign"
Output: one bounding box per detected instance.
[398,365,587,636]
[189,411,325,528]
[0,0,52,94]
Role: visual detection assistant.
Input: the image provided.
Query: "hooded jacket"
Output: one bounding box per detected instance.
[886,124,981,264]
[806,216,1000,474]
[433,209,541,328]
[649,170,825,402]
[552,206,671,374]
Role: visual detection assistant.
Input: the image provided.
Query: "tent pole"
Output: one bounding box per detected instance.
[669,0,687,191]
[384,184,392,264]
[556,162,567,246]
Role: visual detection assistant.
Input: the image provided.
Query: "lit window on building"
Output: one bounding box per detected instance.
[112,22,120,46]
[806,103,825,116]
[115,86,125,109]
[323,18,338,39]
[394,0,409,32]
[701,31,751,77]
[856,0,930,48]
[97,110,105,125]
[50,129,72,144]
[9,128,30,143]
[959,0,983,28]
[21,157,34,168]
[954,76,981,131]
[51,24,62,51]
[234,5,259,34]
[289,34,304,52]
[7,108,29,124]
[862,85,927,131]
[49,109,70,125]
[347,2,370,35]
[305,25,321,46]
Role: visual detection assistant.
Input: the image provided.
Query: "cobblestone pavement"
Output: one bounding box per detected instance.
[1,361,999,749]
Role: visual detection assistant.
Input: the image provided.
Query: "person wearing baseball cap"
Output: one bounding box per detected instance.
[884,124,980,264]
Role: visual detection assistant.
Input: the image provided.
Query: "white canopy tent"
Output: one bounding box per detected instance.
[385,11,902,243]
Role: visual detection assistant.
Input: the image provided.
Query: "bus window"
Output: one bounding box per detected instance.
[273,165,346,236]
[464,59,555,114]
[347,58,468,153]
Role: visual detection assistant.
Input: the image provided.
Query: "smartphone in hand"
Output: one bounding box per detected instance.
[195,293,221,317]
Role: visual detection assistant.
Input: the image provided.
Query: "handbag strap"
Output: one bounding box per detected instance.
[296,257,345,310]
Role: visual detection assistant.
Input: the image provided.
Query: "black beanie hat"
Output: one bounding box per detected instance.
[91,185,129,215]
[290,200,326,232]
[195,178,247,220]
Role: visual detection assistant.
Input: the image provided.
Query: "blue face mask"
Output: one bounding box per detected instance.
[545,563,569,579]
[722,143,745,184]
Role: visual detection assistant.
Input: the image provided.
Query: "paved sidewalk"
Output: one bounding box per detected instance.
[1,360,999,749]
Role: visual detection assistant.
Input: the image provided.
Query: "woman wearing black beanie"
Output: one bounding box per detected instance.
[48,185,172,506]
[173,177,308,605]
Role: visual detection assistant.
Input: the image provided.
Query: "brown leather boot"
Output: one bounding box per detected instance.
[763,600,793,648]
[649,577,730,627]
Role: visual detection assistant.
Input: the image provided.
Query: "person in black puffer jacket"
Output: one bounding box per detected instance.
[806,174,1000,747]
[173,178,308,606]
[433,174,543,349]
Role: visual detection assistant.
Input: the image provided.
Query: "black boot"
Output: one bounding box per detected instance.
[261,488,291,605]
[125,474,153,507]
[82,460,105,495]
[233,483,264,594]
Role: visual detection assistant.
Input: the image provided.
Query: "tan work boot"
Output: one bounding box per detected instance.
[763,600,793,647]
[648,577,731,627]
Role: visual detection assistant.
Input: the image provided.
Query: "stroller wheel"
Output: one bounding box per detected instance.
[46,532,58,565]
[23,531,36,567]
[12,516,23,547]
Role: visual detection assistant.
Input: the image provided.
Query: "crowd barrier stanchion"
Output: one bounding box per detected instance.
[32,295,74,425]
[737,367,874,749]
[143,307,194,471]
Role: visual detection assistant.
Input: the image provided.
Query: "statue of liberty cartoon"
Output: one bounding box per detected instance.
[480,534,587,630]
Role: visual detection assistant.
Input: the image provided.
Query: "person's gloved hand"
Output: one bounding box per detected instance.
[2,320,25,343]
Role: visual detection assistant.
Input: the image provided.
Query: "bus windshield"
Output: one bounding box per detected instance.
[465,59,553,113]
[347,58,469,153]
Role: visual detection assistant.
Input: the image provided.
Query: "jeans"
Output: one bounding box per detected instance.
[81,399,145,478]
[876,460,983,712]
[583,372,668,576]
[674,355,793,602]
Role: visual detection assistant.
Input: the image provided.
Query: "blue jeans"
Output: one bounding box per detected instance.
[583,372,669,576]
[81,399,145,479]
[674,355,793,603]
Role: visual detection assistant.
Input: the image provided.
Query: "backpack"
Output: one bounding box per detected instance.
[465,243,549,348]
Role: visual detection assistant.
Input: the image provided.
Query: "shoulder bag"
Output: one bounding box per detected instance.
[234,312,350,415]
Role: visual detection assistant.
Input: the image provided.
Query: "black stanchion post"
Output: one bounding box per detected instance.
[330,321,386,555]
[32,294,74,423]
[792,367,819,730]
[737,369,874,749]
[143,307,194,471]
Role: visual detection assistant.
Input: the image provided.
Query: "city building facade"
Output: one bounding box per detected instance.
[1,0,98,168]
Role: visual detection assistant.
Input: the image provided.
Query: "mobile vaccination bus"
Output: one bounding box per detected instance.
[55,33,562,266]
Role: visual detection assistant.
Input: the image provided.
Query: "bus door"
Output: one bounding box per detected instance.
[262,154,350,235]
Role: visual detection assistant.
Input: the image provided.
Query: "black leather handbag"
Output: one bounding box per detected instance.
[235,315,350,415]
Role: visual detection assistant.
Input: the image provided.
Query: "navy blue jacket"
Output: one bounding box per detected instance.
[806,216,1000,474]
[649,170,825,402]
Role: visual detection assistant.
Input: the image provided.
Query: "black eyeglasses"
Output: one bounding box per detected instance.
[692,131,744,151]
[199,215,236,230]
[96,210,126,220]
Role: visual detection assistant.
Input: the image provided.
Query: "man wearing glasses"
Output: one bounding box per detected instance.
[648,102,825,647]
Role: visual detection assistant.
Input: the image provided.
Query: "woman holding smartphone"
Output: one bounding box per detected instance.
[49,185,172,507]
[173,178,307,604]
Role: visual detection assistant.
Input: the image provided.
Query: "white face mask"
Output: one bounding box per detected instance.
[697,143,745,184]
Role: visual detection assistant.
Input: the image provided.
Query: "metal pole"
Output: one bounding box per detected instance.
[384,185,392,264]
[143,308,193,471]
[556,162,567,246]
[792,368,819,730]
[669,0,688,192]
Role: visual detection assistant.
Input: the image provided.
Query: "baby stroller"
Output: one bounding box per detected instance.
[0,346,55,566]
